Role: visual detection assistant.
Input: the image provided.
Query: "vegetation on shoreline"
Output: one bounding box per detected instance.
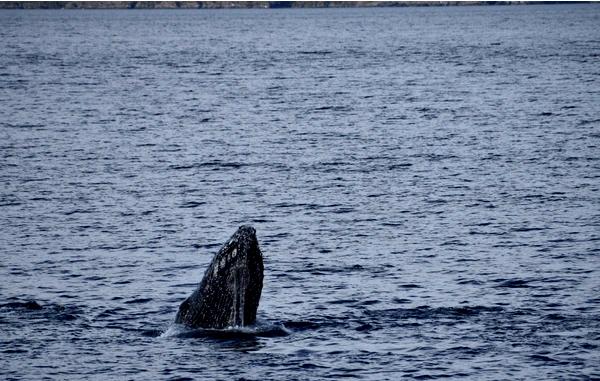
[0,1,571,9]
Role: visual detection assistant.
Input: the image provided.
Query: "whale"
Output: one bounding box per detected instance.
[175,225,264,329]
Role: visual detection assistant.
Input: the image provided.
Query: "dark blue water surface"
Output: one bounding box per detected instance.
[1,4,599,380]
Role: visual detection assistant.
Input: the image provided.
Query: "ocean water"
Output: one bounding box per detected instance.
[1,4,599,380]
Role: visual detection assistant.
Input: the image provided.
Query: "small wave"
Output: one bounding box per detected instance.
[64,209,95,216]
[124,298,153,304]
[160,321,290,340]
[2,348,28,354]
[366,306,504,321]
[327,299,359,305]
[0,300,43,310]
[511,226,547,232]
[282,320,320,330]
[140,329,164,338]
[159,324,187,338]
[457,279,484,285]
[0,299,81,321]
[495,279,531,288]
[95,306,127,319]
[399,284,422,289]
[355,322,379,332]
[168,161,250,171]
[298,50,333,55]
[180,201,206,208]
[529,354,563,364]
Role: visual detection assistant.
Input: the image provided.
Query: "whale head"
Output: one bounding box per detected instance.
[175,225,264,329]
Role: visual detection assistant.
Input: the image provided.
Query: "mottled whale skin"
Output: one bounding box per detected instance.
[175,225,264,329]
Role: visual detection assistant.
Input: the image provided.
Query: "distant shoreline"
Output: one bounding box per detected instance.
[0,1,592,10]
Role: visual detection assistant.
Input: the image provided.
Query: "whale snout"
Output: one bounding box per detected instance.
[237,225,256,237]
